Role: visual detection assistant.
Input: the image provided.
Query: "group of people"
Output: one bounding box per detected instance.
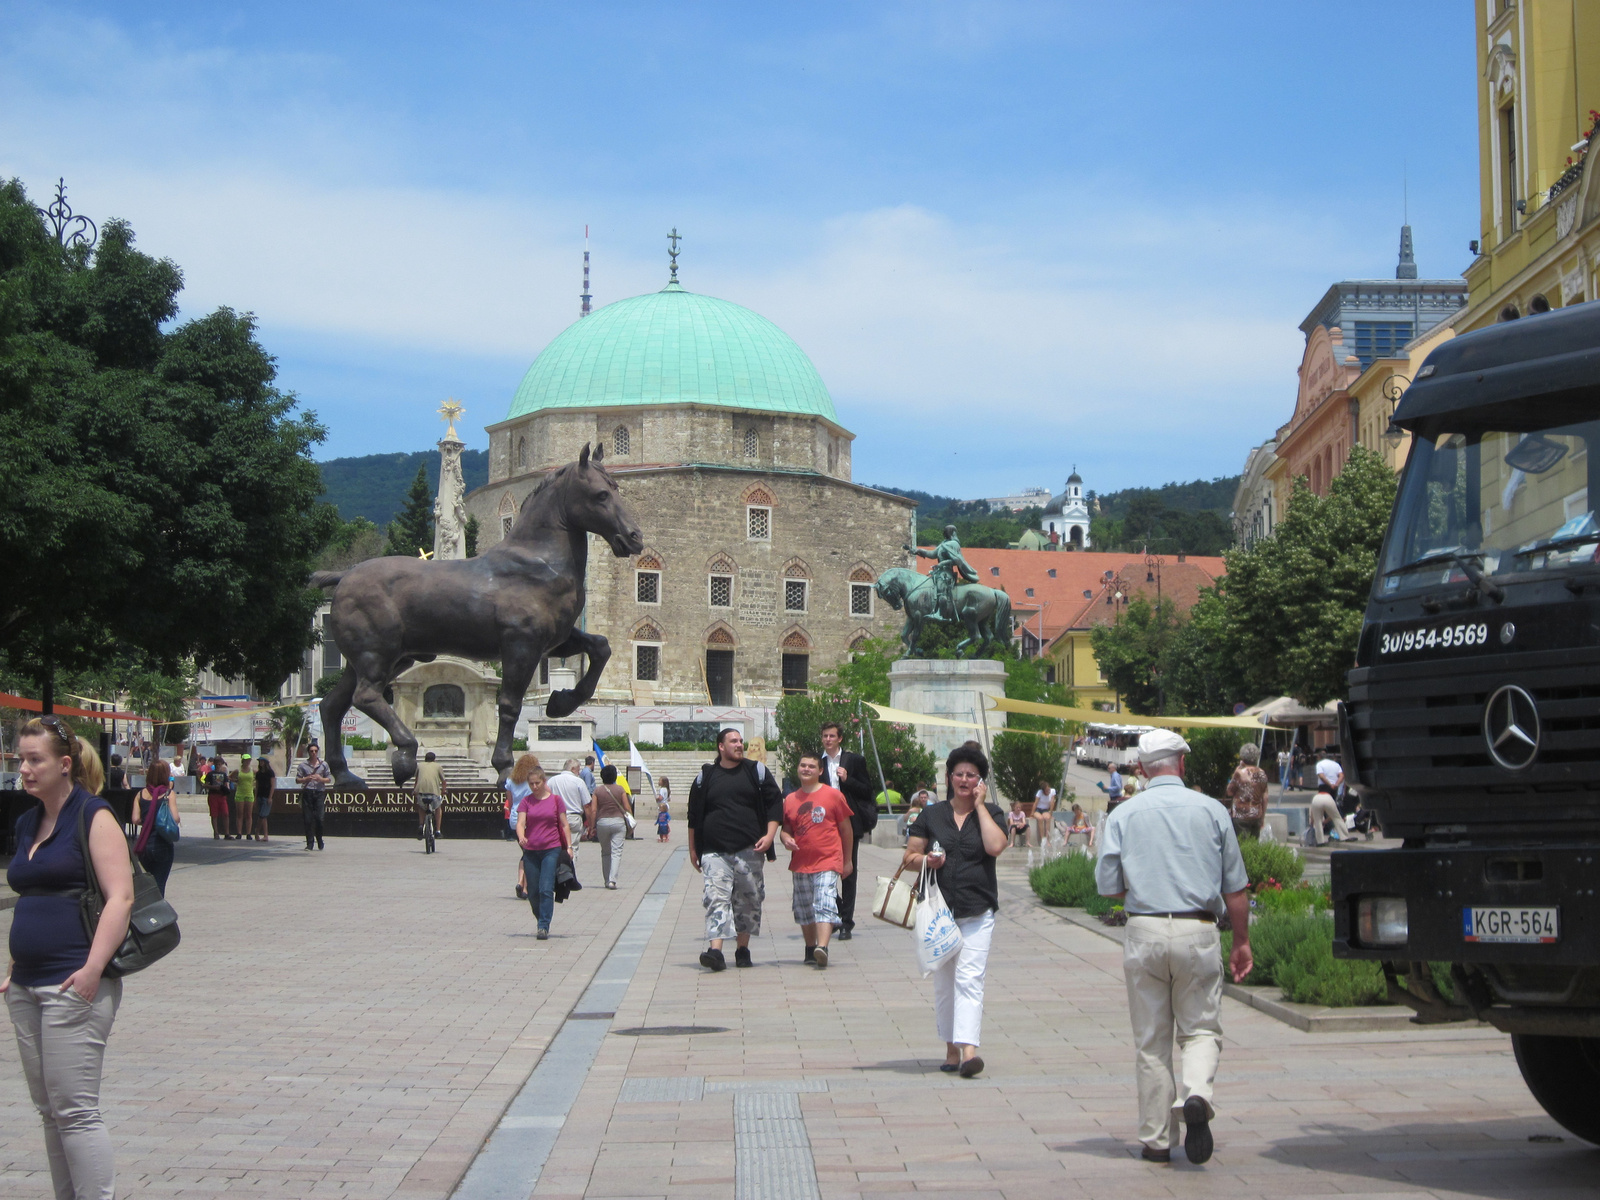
[1229,743,1376,845]
[503,753,661,938]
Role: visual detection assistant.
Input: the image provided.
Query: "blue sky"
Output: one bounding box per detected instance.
[2,1,1479,497]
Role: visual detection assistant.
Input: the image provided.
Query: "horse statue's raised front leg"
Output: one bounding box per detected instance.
[544,629,611,718]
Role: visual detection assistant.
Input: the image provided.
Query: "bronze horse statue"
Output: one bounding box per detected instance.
[309,443,644,787]
[874,566,1015,659]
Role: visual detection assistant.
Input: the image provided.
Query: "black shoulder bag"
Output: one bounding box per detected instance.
[77,800,181,977]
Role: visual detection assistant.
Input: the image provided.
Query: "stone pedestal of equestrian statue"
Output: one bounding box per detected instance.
[889,658,1008,766]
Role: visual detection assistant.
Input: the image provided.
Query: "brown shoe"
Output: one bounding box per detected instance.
[1140,1145,1170,1163]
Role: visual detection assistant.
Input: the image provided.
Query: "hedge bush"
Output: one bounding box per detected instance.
[1083,893,1118,917]
[1222,911,1388,1006]
[1239,838,1304,889]
[1250,881,1329,918]
[1028,853,1099,907]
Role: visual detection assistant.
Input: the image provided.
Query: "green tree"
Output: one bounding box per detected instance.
[465,513,480,557]
[1219,446,1397,706]
[990,731,1063,805]
[384,466,433,557]
[316,516,385,572]
[0,179,339,703]
[1161,588,1248,715]
[1183,727,1252,800]
[772,687,936,797]
[1089,596,1179,715]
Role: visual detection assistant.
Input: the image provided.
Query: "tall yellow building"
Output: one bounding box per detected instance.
[1463,0,1600,329]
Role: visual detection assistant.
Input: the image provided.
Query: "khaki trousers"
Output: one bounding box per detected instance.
[1307,795,1352,844]
[1123,916,1222,1151]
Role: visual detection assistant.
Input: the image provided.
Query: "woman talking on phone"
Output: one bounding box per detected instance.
[4,716,135,1200]
[901,740,1007,1078]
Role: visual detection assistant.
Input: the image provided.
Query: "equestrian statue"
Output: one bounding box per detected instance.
[874,526,1014,659]
[308,443,644,788]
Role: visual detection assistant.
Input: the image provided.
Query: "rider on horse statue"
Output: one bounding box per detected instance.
[909,525,979,623]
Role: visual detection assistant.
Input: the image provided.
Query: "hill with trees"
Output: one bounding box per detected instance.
[318,449,488,525]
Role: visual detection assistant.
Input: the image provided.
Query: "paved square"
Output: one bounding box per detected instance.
[3,833,1595,1199]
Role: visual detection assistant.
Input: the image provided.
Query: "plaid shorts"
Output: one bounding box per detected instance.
[790,870,841,926]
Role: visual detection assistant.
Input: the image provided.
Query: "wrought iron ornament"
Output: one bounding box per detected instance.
[667,227,681,284]
[36,178,97,250]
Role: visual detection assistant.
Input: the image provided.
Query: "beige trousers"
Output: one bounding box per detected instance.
[1123,916,1222,1151]
[1307,795,1352,844]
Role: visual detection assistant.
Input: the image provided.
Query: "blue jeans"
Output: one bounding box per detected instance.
[523,848,560,930]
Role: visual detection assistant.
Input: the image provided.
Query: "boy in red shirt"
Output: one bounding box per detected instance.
[781,752,855,968]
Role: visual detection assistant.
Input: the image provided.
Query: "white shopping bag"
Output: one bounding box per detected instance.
[914,864,964,978]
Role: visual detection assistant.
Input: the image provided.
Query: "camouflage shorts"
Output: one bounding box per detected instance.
[702,849,766,941]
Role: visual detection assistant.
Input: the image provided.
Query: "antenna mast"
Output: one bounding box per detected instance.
[580,225,592,317]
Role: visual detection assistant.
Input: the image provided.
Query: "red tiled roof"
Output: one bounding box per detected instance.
[914,547,1225,642]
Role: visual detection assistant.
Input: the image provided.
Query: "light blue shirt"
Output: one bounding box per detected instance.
[1095,775,1247,917]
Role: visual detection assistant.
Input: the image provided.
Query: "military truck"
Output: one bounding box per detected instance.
[1333,299,1600,1145]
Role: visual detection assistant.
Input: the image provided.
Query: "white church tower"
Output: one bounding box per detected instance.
[1041,468,1091,550]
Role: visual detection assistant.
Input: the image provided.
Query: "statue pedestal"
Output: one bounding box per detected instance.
[888,659,1007,765]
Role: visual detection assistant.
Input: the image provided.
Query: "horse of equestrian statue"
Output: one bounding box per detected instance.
[873,566,1015,659]
[309,443,644,787]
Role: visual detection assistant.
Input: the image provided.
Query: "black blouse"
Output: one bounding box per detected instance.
[906,802,1005,919]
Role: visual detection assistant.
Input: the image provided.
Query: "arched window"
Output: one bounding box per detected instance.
[613,425,630,456]
[423,684,466,718]
[516,436,527,470]
[744,429,759,458]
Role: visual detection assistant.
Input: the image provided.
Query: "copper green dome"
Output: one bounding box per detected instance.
[508,284,838,421]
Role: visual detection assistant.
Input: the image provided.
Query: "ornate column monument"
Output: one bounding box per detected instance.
[433,398,468,561]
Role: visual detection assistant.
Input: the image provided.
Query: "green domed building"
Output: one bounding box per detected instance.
[466,273,914,707]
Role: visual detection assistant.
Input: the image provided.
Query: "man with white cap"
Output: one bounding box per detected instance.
[1095,728,1252,1165]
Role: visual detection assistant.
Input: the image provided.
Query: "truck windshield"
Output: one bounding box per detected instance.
[1379,418,1600,596]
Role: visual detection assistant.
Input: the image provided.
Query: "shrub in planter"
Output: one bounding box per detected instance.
[1250,881,1329,918]
[1083,893,1118,918]
[1275,929,1387,1006]
[1029,853,1098,907]
[1240,838,1304,889]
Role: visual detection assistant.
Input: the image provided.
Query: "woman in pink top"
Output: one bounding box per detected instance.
[515,765,571,940]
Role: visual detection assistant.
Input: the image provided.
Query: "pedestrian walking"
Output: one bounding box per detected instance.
[233,752,257,840]
[687,728,782,971]
[514,762,571,940]
[1307,759,1356,844]
[592,764,632,889]
[253,756,276,841]
[903,741,1007,1077]
[4,716,135,1200]
[296,745,332,850]
[1098,763,1125,810]
[1095,729,1253,1165]
[506,753,540,899]
[580,755,597,795]
[1225,743,1269,841]
[133,760,181,894]
[819,721,874,940]
[1276,748,1292,797]
[780,752,855,967]
[205,754,232,839]
[549,758,592,859]
[414,751,447,840]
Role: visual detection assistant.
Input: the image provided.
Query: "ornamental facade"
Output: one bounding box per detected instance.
[464,274,915,705]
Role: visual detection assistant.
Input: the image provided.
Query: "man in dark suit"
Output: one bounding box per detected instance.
[819,721,876,939]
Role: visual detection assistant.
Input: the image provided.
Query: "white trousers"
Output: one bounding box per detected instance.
[595,817,626,885]
[1307,795,1352,844]
[1123,916,1222,1151]
[932,910,994,1047]
[565,813,584,857]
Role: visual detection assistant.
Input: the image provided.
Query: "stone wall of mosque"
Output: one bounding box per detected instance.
[486,405,852,484]
[464,463,915,705]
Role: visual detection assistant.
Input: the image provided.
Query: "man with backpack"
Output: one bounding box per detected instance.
[205,754,233,839]
[687,728,782,971]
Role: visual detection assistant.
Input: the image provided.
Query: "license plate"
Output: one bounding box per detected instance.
[1463,906,1560,943]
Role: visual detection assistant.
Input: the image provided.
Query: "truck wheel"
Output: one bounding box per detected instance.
[1512,1034,1600,1144]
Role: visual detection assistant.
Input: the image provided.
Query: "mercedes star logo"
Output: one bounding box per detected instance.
[1483,684,1540,770]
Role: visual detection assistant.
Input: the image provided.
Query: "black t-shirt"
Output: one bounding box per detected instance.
[907,802,1006,919]
[687,761,782,855]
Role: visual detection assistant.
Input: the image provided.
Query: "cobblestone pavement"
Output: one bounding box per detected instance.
[3,834,1595,1199]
